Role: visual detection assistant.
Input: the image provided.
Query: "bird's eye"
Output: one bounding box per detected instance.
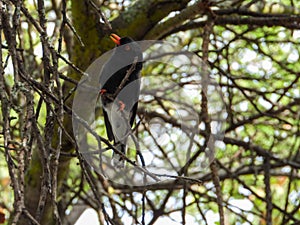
[124,45,131,51]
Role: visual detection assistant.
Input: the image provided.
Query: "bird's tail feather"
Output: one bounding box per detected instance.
[112,143,127,168]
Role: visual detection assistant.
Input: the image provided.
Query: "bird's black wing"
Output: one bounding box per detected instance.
[99,53,119,142]
[130,102,138,127]
[103,108,114,142]
[99,41,142,144]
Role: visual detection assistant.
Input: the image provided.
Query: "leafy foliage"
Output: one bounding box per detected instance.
[0,0,299,225]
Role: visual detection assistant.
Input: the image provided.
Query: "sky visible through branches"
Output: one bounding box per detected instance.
[0,0,300,225]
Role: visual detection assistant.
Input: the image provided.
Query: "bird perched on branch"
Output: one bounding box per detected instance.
[99,33,143,167]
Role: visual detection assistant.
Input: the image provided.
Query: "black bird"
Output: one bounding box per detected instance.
[99,33,143,167]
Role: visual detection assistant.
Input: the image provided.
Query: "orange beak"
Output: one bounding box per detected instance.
[110,33,121,45]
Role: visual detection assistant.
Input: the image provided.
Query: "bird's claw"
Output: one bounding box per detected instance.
[118,101,125,111]
[100,89,107,95]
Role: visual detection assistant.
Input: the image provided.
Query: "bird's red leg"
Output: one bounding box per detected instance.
[118,101,125,111]
[100,89,107,95]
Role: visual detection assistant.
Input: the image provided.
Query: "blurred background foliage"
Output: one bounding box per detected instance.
[0,0,300,225]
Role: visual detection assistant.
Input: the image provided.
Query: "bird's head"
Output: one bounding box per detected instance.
[110,33,143,62]
[110,33,133,46]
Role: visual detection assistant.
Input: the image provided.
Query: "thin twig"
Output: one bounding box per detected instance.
[89,0,112,31]
[65,17,85,47]
[73,112,160,182]
[264,156,273,225]
[201,14,225,225]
